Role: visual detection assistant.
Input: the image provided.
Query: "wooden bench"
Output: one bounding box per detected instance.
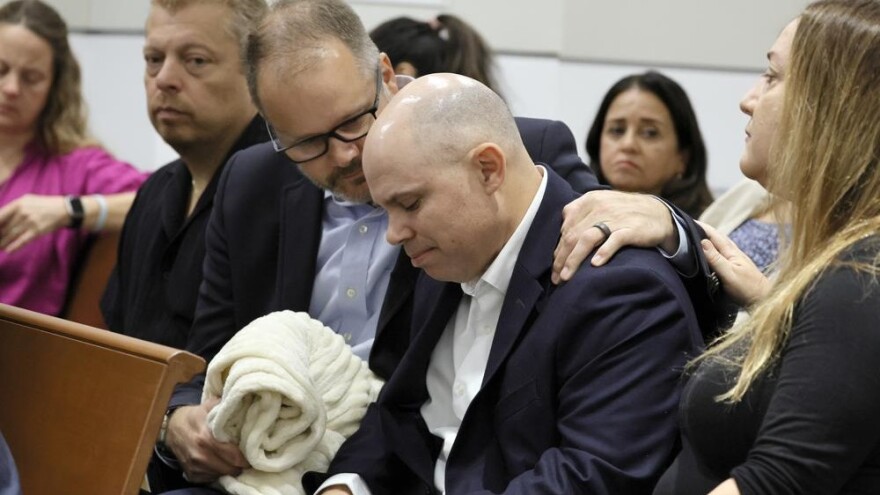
[0,303,204,495]
[62,231,121,329]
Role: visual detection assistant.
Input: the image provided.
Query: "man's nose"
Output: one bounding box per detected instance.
[326,136,361,168]
[154,59,182,93]
[385,213,412,246]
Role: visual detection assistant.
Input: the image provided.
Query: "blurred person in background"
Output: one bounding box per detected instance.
[371,13,602,193]
[369,13,501,96]
[0,0,146,316]
[585,70,713,218]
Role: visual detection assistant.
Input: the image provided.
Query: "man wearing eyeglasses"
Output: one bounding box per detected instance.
[155,0,606,488]
[158,0,725,490]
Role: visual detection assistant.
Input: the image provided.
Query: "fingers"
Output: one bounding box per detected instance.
[203,396,221,410]
[214,441,250,469]
[4,229,36,253]
[553,222,604,283]
[553,190,676,282]
[167,403,247,484]
[1,216,41,252]
[700,239,729,275]
[701,238,770,307]
[0,204,12,229]
[0,218,26,251]
[0,196,63,251]
[182,446,245,484]
[699,222,750,263]
[591,229,627,267]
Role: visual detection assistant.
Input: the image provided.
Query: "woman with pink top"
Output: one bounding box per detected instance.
[0,0,146,316]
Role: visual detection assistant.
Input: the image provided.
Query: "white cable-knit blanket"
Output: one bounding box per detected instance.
[203,310,384,495]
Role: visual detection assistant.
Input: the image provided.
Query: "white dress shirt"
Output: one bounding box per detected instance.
[318,167,548,495]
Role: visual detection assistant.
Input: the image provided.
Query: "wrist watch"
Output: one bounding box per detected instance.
[64,195,84,229]
[157,411,171,446]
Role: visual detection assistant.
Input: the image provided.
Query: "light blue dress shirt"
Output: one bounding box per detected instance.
[308,192,399,361]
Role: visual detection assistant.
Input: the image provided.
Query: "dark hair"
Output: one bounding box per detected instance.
[585,70,713,217]
[0,0,91,154]
[369,13,501,95]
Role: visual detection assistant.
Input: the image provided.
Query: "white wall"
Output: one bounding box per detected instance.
[69,32,760,192]
[70,33,178,171]
[60,0,798,191]
[505,58,759,193]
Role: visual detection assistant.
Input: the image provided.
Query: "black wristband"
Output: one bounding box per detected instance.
[64,195,84,229]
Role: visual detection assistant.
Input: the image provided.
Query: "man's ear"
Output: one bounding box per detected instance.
[379,53,400,96]
[468,142,505,195]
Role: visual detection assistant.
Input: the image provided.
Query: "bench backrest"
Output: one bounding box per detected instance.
[62,231,120,329]
[0,303,204,495]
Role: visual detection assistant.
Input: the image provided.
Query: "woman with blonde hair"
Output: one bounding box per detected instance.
[0,0,145,315]
[652,0,880,493]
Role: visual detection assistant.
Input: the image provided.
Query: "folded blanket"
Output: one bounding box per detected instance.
[203,310,384,495]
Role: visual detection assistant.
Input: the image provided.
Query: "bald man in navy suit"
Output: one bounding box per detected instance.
[309,74,702,495]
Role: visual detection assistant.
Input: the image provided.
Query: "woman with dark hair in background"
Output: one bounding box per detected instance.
[586,71,713,218]
[0,0,145,315]
[369,13,501,95]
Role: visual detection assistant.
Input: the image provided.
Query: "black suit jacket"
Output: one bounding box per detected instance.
[306,169,704,494]
[171,117,600,407]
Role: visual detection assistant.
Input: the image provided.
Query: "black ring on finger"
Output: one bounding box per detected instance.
[592,222,612,243]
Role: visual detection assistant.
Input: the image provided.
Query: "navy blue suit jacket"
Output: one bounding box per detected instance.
[171,117,599,408]
[308,170,704,494]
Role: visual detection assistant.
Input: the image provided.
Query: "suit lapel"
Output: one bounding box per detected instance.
[376,250,417,333]
[383,280,462,484]
[481,170,575,389]
[388,279,461,405]
[481,272,544,389]
[369,250,418,379]
[276,176,325,311]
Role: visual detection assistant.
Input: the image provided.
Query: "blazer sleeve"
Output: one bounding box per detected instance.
[302,403,431,494]
[483,259,703,495]
[656,200,737,341]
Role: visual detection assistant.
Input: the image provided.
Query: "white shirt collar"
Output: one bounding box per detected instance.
[461,166,548,299]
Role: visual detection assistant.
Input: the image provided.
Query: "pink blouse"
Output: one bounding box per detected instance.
[0,146,148,316]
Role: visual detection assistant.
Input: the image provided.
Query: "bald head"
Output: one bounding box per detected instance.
[366,73,523,166]
[364,74,542,283]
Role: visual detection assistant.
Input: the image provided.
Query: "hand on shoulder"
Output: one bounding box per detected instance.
[553,190,677,283]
